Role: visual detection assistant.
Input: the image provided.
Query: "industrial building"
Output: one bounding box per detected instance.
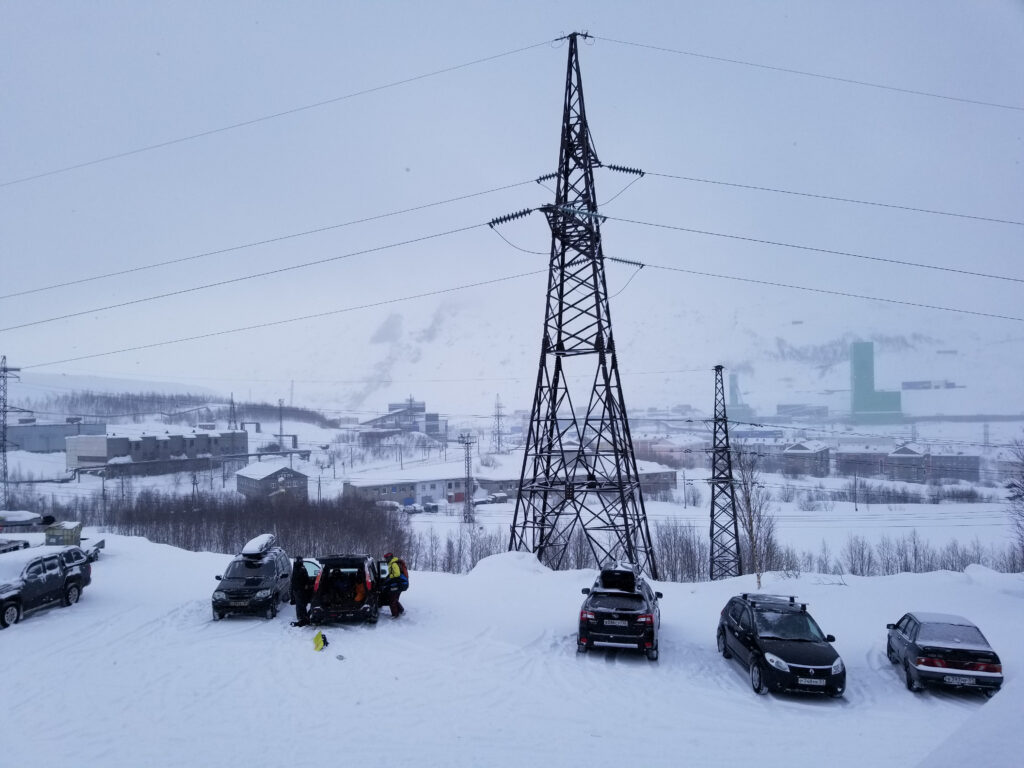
[66,430,248,476]
[7,419,106,452]
[235,461,309,501]
[357,396,448,445]
[850,341,902,423]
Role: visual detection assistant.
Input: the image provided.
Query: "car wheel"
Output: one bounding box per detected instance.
[646,647,659,661]
[1,602,20,628]
[212,607,223,621]
[368,605,379,624]
[265,602,276,620]
[984,689,998,699]
[717,629,731,659]
[830,689,845,699]
[750,660,769,695]
[63,584,81,606]
[886,641,898,664]
[905,663,922,693]
[577,640,588,654]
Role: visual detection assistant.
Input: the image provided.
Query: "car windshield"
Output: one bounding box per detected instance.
[918,623,987,646]
[225,558,276,578]
[589,593,645,611]
[754,609,826,641]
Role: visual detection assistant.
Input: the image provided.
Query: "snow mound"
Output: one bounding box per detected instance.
[466,550,554,579]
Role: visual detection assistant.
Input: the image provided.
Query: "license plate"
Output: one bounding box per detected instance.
[797,677,826,686]
[230,601,250,607]
[943,675,976,686]
[604,619,628,627]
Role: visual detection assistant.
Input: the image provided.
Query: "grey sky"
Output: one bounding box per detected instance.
[2,1,1022,417]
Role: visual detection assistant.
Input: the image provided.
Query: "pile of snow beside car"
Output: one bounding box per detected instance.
[2,533,1022,767]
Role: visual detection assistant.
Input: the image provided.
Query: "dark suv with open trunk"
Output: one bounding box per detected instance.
[577,562,662,661]
[308,553,384,625]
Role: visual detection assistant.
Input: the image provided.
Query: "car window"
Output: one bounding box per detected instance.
[738,608,752,632]
[728,601,744,624]
[917,623,987,646]
[26,561,45,578]
[906,618,919,640]
[589,593,646,611]
[896,615,911,634]
[754,610,826,641]
[44,556,60,573]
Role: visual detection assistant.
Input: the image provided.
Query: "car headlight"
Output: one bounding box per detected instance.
[213,591,227,601]
[832,657,845,675]
[255,589,272,599]
[764,653,790,673]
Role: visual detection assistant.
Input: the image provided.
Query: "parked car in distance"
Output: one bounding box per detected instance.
[403,503,424,514]
[577,561,662,661]
[211,534,292,621]
[487,492,508,504]
[717,594,846,697]
[422,502,439,514]
[886,612,1002,697]
[0,545,93,629]
[309,553,382,625]
[0,539,31,555]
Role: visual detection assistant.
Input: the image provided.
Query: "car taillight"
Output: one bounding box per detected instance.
[580,610,595,621]
[635,614,654,625]
[971,662,1002,674]
[916,657,948,668]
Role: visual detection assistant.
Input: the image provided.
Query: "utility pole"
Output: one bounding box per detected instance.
[853,469,858,512]
[490,395,507,454]
[508,33,657,577]
[709,365,742,580]
[459,432,476,524]
[228,393,238,431]
[0,356,21,509]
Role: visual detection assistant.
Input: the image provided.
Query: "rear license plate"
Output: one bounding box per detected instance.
[797,677,826,686]
[943,675,976,685]
[604,619,628,627]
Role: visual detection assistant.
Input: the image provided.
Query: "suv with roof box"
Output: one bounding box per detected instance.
[717,593,845,697]
[577,561,662,661]
[211,534,292,620]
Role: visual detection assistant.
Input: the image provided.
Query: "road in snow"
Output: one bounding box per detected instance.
[2,533,1022,767]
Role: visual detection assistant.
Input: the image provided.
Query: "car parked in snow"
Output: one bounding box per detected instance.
[717,594,845,697]
[211,534,292,621]
[886,612,1002,697]
[577,561,662,661]
[308,553,384,625]
[0,545,93,629]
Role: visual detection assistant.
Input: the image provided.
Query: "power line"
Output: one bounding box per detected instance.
[593,35,1024,113]
[0,222,489,333]
[602,213,1024,286]
[1,39,555,188]
[19,269,546,370]
[0,178,537,301]
[644,170,1024,227]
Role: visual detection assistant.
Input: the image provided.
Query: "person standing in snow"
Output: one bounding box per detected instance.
[383,551,405,618]
[291,555,311,626]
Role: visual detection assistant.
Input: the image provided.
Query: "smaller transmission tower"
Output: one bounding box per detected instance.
[1,356,22,509]
[458,432,477,523]
[228,393,238,431]
[709,365,742,580]
[490,395,507,454]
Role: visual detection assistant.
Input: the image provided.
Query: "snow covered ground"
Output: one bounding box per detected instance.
[3,533,1022,767]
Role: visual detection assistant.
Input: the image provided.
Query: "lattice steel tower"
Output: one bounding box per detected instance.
[709,365,742,579]
[1,356,21,509]
[509,33,657,578]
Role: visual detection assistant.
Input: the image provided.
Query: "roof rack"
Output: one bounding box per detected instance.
[743,593,805,610]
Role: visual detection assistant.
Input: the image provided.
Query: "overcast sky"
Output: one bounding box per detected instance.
[2,1,1022,418]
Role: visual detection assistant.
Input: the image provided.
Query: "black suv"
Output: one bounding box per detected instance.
[717,594,846,697]
[577,562,662,661]
[211,534,292,620]
[886,612,1002,697]
[308,553,383,625]
[0,545,92,629]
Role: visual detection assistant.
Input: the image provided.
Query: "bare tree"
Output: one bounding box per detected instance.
[733,442,777,589]
[1008,440,1024,564]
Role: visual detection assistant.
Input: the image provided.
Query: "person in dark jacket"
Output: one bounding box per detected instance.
[383,552,405,618]
[291,556,311,626]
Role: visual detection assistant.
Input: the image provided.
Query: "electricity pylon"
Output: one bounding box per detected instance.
[709,365,742,579]
[509,33,657,578]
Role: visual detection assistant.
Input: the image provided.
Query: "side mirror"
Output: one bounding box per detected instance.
[825,634,836,642]
[886,623,896,630]
[655,591,663,599]
[215,575,222,581]
[581,588,590,595]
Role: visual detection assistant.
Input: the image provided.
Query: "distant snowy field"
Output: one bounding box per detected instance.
[3,534,1022,767]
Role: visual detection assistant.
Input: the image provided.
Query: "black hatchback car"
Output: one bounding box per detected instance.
[717,594,846,697]
[211,534,292,620]
[886,612,1002,697]
[308,553,383,625]
[577,562,662,661]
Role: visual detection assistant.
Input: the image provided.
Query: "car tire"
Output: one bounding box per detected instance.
[717,629,731,659]
[265,602,277,620]
[750,660,769,695]
[984,689,998,699]
[368,605,379,624]
[886,641,898,664]
[212,607,223,621]
[1,601,20,628]
[577,641,588,654]
[63,584,81,606]
[905,663,922,693]
[646,647,659,661]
